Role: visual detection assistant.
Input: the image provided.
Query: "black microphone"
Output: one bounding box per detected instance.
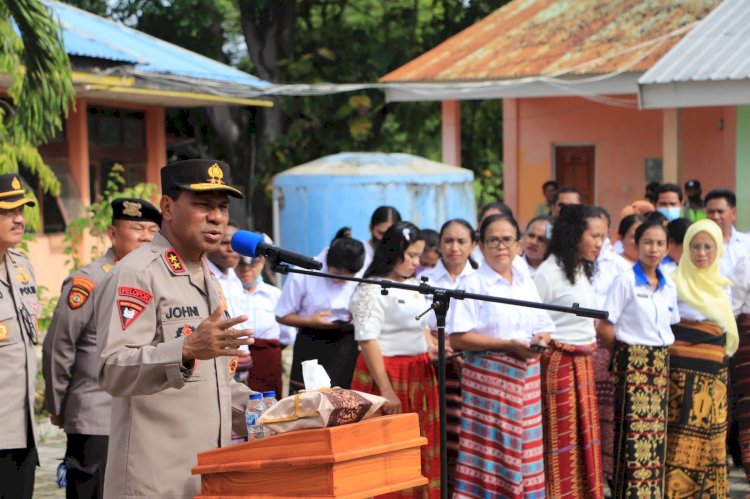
[231,230,323,270]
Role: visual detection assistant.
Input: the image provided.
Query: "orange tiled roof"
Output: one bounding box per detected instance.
[382,0,720,83]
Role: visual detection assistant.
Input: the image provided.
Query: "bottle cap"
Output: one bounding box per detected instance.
[262,391,276,398]
[249,393,263,400]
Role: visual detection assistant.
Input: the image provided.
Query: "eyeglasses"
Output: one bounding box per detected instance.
[484,236,517,249]
[689,243,716,253]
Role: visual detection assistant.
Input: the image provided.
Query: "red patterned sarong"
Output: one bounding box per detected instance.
[541,341,604,499]
[454,352,545,499]
[351,353,439,498]
[246,338,282,395]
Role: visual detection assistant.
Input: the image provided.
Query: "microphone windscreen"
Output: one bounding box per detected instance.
[231,230,264,257]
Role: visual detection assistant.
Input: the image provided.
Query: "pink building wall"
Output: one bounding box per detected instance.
[503,96,736,228]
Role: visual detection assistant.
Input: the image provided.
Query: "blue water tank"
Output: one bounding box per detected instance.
[273,152,475,256]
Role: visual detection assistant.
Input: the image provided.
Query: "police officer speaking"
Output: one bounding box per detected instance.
[42,197,161,498]
[95,159,254,498]
[0,174,42,499]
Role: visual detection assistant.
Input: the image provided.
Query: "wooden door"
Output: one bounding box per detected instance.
[555,145,595,204]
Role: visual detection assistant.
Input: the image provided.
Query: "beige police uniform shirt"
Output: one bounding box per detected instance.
[96,233,250,499]
[0,248,40,450]
[42,248,116,435]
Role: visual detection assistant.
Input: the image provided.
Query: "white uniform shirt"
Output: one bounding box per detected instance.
[603,261,679,346]
[449,262,555,342]
[275,264,359,323]
[350,280,428,356]
[533,257,597,345]
[732,254,750,315]
[593,248,624,308]
[720,226,750,277]
[206,259,246,318]
[417,259,476,332]
[237,281,294,345]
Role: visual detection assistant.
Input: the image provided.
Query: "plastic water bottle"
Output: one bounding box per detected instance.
[262,391,278,409]
[261,391,278,438]
[246,393,263,441]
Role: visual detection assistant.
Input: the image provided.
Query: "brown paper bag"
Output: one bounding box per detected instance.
[258,387,386,434]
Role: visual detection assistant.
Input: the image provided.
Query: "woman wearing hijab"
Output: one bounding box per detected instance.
[665,219,737,498]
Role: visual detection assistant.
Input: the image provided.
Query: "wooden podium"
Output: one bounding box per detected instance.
[192,413,428,498]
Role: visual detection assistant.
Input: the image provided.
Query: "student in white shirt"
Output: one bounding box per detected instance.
[448,213,554,498]
[521,215,554,278]
[599,220,679,497]
[275,234,365,393]
[532,204,608,498]
[665,219,737,498]
[349,222,439,498]
[416,218,477,491]
[704,188,750,276]
[612,214,645,272]
[362,206,401,271]
[234,253,293,395]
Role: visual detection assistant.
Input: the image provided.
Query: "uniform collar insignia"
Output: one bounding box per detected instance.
[165,249,186,274]
[11,177,21,190]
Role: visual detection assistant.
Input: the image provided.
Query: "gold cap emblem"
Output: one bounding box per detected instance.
[122,201,143,217]
[11,177,20,190]
[208,163,224,185]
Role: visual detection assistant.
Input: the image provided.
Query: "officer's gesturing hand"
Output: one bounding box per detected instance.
[181,304,254,362]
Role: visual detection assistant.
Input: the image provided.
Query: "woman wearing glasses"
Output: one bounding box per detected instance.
[665,219,736,498]
[349,221,439,498]
[449,214,554,498]
[532,204,609,499]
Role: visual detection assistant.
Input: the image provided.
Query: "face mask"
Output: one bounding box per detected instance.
[657,207,682,222]
[242,275,263,290]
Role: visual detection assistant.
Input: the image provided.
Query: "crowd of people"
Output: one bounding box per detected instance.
[3,160,750,499]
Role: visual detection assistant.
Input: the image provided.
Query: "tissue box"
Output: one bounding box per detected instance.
[258,388,386,434]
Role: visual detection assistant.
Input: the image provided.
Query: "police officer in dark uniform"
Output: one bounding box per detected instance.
[42,197,160,498]
[0,173,41,499]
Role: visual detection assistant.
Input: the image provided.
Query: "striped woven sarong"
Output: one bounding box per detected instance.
[736,314,750,481]
[351,353,439,498]
[665,320,728,498]
[612,342,669,498]
[541,341,604,499]
[454,352,545,499]
[593,340,615,482]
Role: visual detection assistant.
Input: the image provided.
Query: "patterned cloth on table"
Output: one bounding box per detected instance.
[351,353,439,499]
[611,342,669,498]
[454,352,545,499]
[541,341,604,499]
[665,320,728,498]
[593,341,615,483]
[736,313,750,481]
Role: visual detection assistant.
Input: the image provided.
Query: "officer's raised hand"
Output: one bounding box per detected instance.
[181,303,253,361]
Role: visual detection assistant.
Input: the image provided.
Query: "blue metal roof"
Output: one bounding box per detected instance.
[45,0,271,88]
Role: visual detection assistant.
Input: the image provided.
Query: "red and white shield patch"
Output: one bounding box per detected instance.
[118,299,145,330]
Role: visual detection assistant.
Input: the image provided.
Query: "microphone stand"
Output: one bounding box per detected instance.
[271,259,607,499]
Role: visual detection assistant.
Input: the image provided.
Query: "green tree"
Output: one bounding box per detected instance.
[0,0,73,229]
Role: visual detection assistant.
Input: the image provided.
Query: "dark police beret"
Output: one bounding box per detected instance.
[111,198,161,225]
[160,159,244,199]
[0,174,35,210]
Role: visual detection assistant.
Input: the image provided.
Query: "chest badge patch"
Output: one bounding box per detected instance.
[15,267,29,285]
[165,250,186,273]
[0,322,8,341]
[175,324,194,337]
[118,286,153,304]
[68,276,96,310]
[118,299,145,330]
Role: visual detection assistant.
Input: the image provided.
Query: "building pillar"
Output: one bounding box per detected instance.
[662,108,681,183]
[145,105,166,192]
[66,97,90,205]
[441,100,461,166]
[503,98,519,215]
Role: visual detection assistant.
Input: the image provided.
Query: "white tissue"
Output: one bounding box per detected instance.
[302,359,332,390]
